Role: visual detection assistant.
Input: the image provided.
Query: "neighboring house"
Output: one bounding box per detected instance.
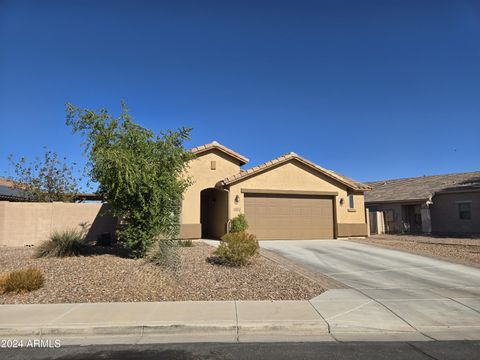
[0,178,28,201]
[179,141,370,240]
[365,171,480,235]
[0,177,101,202]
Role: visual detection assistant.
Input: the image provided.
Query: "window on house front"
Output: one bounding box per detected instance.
[210,161,216,170]
[348,194,354,209]
[458,202,471,220]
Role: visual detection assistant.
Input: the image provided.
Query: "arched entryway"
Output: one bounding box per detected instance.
[200,188,229,239]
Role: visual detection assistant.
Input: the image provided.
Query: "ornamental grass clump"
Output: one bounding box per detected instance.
[35,229,88,258]
[0,268,44,294]
[150,239,180,272]
[177,239,193,247]
[213,231,259,266]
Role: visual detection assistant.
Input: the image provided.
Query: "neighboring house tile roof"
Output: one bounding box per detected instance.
[365,171,480,203]
[0,178,27,201]
[0,177,101,202]
[0,184,26,201]
[191,141,249,165]
[220,152,370,191]
[0,178,15,187]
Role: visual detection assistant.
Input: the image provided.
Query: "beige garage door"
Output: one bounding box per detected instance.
[244,193,334,240]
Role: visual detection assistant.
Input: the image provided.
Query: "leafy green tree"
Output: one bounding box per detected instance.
[66,102,194,258]
[8,149,80,202]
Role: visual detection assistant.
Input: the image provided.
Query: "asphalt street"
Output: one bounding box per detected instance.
[3,341,480,360]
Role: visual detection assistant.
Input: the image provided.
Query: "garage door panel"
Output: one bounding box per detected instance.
[244,194,334,240]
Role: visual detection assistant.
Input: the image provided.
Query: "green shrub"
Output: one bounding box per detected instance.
[230,214,248,233]
[120,225,157,259]
[35,229,87,258]
[213,231,259,266]
[0,268,44,294]
[177,239,193,247]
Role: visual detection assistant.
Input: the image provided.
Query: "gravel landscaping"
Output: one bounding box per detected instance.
[351,234,480,267]
[0,242,324,304]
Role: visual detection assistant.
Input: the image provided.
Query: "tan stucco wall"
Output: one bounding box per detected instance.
[0,202,116,247]
[180,149,241,237]
[431,191,480,234]
[226,160,367,236]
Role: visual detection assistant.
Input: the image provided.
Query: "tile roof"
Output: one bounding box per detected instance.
[0,178,27,200]
[220,152,370,191]
[0,177,101,202]
[191,141,249,165]
[365,171,480,203]
[0,177,15,187]
[0,184,26,201]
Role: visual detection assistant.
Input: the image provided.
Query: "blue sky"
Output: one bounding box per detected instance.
[1,0,479,189]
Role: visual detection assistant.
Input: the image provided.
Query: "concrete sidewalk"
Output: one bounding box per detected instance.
[1,289,480,345]
[0,300,330,345]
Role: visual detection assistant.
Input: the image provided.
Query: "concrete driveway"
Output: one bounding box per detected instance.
[261,240,480,340]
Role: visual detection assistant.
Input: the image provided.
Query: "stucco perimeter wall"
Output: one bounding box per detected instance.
[181,149,241,238]
[0,202,116,247]
[226,160,368,237]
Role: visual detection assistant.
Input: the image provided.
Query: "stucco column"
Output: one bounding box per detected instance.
[421,203,432,233]
[366,208,370,237]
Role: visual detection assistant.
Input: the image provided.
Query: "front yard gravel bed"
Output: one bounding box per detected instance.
[0,242,324,304]
[351,234,480,267]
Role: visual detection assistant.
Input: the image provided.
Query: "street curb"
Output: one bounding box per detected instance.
[0,324,237,337]
[1,324,480,343]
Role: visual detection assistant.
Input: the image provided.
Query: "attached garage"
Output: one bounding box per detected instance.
[244,193,335,240]
[218,152,370,240]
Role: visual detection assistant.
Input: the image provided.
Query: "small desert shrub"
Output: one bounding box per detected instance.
[0,268,44,294]
[150,239,180,271]
[230,214,248,233]
[213,231,259,266]
[36,229,87,258]
[177,239,193,247]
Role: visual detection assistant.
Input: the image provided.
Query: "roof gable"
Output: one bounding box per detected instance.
[191,141,249,165]
[220,152,370,191]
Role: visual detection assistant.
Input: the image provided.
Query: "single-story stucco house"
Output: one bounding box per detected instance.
[365,171,480,235]
[179,141,370,240]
